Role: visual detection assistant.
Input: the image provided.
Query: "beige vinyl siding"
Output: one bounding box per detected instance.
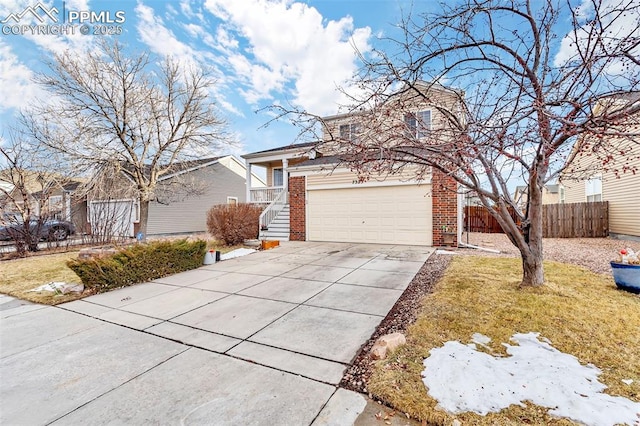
[322,85,463,142]
[561,180,586,204]
[561,139,640,237]
[602,166,640,237]
[147,162,246,235]
[306,168,427,188]
[542,190,560,205]
[218,156,246,178]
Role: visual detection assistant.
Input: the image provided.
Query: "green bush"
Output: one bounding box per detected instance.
[206,203,261,245]
[67,239,207,291]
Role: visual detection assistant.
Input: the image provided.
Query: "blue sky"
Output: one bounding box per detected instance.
[0,0,431,157]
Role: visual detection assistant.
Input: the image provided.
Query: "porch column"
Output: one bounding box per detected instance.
[245,161,252,203]
[282,158,289,200]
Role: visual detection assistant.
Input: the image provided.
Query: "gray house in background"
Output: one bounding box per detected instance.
[88,156,265,237]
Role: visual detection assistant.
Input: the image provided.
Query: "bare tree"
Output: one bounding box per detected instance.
[0,135,66,254]
[23,40,231,238]
[268,0,640,287]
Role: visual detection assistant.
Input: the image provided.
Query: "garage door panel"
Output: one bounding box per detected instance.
[307,185,432,246]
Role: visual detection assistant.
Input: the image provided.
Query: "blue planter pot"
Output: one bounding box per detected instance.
[610,262,640,294]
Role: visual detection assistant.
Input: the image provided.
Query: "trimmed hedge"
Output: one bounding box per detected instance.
[67,239,207,291]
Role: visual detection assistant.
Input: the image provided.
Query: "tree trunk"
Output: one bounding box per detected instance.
[138,198,150,241]
[521,251,545,287]
[520,173,545,287]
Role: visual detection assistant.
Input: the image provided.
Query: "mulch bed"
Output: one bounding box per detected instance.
[340,254,452,394]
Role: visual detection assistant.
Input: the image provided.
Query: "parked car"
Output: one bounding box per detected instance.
[0,213,76,242]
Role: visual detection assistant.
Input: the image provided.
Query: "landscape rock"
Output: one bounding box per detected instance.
[370,333,407,360]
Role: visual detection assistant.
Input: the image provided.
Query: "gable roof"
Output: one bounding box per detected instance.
[118,156,222,182]
[242,142,317,158]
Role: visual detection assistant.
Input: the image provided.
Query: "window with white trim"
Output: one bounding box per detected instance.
[585,175,602,202]
[227,196,238,205]
[559,186,565,204]
[339,123,359,141]
[405,110,432,138]
[48,195,63,219]
[273,168,284,187]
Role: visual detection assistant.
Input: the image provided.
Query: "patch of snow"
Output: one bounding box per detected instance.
[220,248,256,260]
[421,332,640,426]
[435,249,458,255]
[622,379,634,386]
[471,333,491,347]
[29,282,84,294]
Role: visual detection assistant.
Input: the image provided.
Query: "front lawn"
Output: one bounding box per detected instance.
[367,256,640,424]
[0,252,84,305]
[0,240,247,305]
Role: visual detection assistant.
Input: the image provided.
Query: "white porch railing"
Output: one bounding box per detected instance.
[249,186,283,204]
[259,189,288,232]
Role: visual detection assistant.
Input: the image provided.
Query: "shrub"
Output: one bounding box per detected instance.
[206,203,261,245]
[67,239,206,291]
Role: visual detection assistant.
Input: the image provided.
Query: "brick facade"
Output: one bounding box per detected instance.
[432,169,458,246]
[288,176,306,241]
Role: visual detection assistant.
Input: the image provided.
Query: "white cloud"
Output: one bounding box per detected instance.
[135,2,197,65]
[180,0,205,23]
[135,2,243,118]
[554,0,640,72]
[204,0,372,115]
[0,39,41,112]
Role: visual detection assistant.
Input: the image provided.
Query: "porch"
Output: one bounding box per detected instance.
[249,186,286,205]
[242,143,315,241]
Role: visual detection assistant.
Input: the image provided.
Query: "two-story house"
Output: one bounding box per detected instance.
[559,92,640,239]
[242,82,462,246]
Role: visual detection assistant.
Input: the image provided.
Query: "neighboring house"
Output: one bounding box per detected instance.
[0,170,85,228]
[559,92,640,239]
[0,169,48,215]
[88,156,265,237]
[242,82,462,246]
[34,179,88,233]
[513,184,562,211]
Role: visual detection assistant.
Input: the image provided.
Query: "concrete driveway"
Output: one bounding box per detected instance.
[0,242,432,425]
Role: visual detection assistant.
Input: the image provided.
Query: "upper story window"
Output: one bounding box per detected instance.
[585,175,602,202]
[339,123,359,141]
[405,110,432,139]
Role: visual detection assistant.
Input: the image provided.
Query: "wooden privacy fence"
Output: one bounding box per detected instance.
[464,206,520,234]
[464,201,609,238]
[542,201,608,238]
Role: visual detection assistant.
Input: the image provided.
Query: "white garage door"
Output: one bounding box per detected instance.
[307,184,432,245]
[89,199,137,238]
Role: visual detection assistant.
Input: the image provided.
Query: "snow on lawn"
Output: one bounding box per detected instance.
[220,248,256,260]
[422,332,640,426]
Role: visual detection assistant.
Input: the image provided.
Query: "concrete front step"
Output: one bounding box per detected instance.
[268,224,290,229]
[260,204,290,241]
[271,219,289,224]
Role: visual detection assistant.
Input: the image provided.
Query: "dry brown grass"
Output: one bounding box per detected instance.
[0,252,84,305]
[367,256,640,425]
[0,240,249,305]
